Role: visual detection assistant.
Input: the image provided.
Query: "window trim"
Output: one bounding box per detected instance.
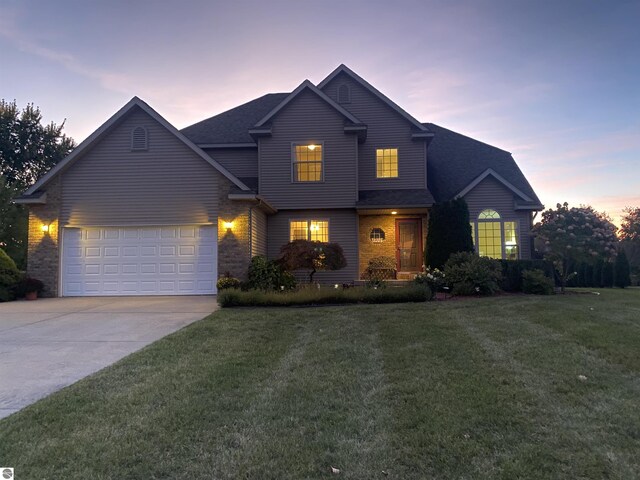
[291,141,325,183]
[288,218,330,242]
[375,147,399,179]
[471,209,520,260]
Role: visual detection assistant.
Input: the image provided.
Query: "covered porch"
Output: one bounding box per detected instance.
[357,208,429,280]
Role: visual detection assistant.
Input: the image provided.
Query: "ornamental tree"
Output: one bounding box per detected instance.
[619,207,640,242]
[533,203,618,292]
[279,240,347,283]
[425,198,474,269]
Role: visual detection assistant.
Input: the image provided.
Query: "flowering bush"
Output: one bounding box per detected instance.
[533,203,618,292]
[414,267,445,299]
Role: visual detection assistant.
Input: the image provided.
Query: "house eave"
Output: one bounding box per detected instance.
[13,192,47,204]
[228,193,277,214]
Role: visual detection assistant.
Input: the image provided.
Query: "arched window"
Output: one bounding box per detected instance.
[472,209,519,260]
[131,126,148,151]
[337,84,351,104]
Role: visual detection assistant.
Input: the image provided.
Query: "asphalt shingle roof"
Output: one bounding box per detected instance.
[181,93,288,144]
[181,93,541,209]
[424,123,541,206]
[357,189,435,207]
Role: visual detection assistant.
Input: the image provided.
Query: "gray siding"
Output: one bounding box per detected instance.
[322,72,427,191]
[259,89,358,209]
[251,208,268,257]
[204,147,258,178]
[61,107,219,226]
[267,209,358,283]
[464,176,532,260]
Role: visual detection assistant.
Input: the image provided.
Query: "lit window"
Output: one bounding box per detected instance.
[293,144,323,182]
[289,220,329,242]
[370,228,385,243]
[472,209,519,260]
[376,148,398,178]
[504,221,518,260]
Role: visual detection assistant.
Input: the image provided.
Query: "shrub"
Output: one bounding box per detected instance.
[614,251,631,288]
[279,240,347,283]
[15,277,44,297]
[413,267,445,300]
[362,256,396,281]
[216,273,241,290]
[0,248,22,302]
[425,198,474,269]
[522,269,555,295]
[500,260,556,292]
[217,285,429,308]
[444,252,502,296]
[247,256,296,291]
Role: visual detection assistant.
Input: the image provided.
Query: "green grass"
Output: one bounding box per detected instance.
[1,288,639,479]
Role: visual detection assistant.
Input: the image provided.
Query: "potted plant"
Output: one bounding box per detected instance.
[21,277,45,300]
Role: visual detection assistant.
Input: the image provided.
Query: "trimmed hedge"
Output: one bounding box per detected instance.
[218,285,430,308]
[499,259,555,292]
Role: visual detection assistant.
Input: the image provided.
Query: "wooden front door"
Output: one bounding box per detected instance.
[395,218,422,272]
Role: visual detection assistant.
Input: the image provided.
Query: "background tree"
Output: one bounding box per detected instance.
[614,251,631,288]
[279,240,347,283]
[0,100,75,269]
[425,198,474,269]
[533,202,618,292]
[619,206,640,284]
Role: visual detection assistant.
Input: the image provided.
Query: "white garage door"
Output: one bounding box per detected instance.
[62,225,217,296]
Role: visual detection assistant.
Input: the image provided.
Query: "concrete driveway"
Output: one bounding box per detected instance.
[0,296,218,419]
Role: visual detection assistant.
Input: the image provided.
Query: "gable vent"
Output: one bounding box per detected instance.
[337,84,351,104]
[131,126,148,151]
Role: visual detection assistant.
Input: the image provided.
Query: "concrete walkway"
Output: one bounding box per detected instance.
[0,296,218,419]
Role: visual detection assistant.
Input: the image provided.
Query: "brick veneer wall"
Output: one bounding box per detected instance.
[358,214,428,279]
[26,176,62,297]
[217,178,253,281]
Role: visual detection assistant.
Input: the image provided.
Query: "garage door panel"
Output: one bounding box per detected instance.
[62,226,217,296]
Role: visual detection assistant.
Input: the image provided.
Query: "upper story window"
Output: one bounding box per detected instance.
[290,219,329,242]
[292,143,323,182]
[472,209,519,260]
[337,84,351,104]
[131,126,148,151]
[376,148,398,178]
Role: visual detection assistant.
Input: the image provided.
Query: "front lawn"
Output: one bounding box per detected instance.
[1,289,639,479]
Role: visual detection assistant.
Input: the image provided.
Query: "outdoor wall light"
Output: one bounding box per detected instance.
[223,221,233,231]
[41,223,50,233]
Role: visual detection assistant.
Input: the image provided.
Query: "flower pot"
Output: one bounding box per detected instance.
[25,291,38,301]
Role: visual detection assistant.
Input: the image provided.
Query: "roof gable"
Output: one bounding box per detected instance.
[456,168,533,202]
[22,97,250,197]
[425,123,542,208]
[317,64,429,133]
[254,80,363,127]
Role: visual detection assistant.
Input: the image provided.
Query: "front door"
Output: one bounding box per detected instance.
[395,218,422,272]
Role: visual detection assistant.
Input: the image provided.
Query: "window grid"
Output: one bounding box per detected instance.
[478,221,502,259]
[503,221,518,260]
[293,144,323,182]
[479,209,500,220]
[289,220,329,242]
[376,148,398,178]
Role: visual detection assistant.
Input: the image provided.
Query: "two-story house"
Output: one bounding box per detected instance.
[16,64,543,296]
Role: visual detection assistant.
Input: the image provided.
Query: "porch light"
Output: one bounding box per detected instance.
[41,223,50,233]
[223,221,233,231]
[391,211,398,215]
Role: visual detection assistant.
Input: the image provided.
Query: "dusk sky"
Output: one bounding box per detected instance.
[1,0,638,224]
